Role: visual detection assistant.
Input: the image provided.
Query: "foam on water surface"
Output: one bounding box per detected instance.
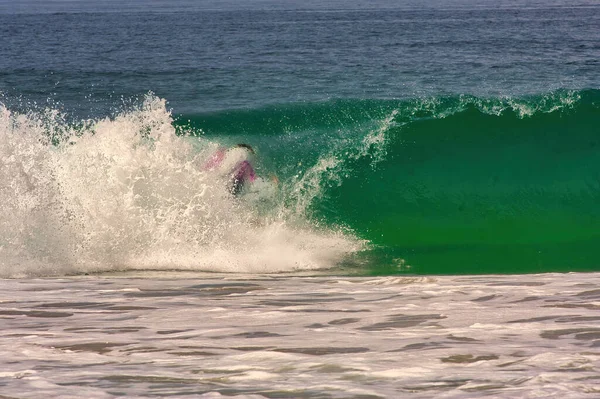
[1,273,599,398]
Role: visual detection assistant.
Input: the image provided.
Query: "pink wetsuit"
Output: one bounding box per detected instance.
[229,160,256,195]
[202,148,226,171]
[203,148,256,195]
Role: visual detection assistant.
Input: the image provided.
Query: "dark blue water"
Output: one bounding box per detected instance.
[1,0,598,115]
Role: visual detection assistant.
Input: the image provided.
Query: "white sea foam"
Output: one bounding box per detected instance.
[1,273,599,398]
[0,95,362,277]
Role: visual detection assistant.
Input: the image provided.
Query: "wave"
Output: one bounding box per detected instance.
[179,89,600,274]
[1,89,599,276]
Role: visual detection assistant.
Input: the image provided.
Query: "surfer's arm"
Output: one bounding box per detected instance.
[202,147,225,171]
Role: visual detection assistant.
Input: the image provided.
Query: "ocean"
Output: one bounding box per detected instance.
[0,0,599,397]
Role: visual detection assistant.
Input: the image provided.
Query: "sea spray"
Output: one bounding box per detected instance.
[0,95,363,278]
[282,108,398,220]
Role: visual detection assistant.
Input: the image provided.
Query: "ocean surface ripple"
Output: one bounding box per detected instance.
[1,273,600,398]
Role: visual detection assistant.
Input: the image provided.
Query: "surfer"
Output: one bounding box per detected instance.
[203,143,262,195]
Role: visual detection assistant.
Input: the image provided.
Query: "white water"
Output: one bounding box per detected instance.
[1,272,599,398]
[0,95,362,278]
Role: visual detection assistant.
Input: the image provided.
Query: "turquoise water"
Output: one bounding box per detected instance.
[0,1,599,276]
[181,90,600,274]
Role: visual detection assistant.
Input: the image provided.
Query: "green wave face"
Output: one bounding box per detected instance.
[178,89,600,275]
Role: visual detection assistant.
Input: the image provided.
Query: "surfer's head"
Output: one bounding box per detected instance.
[235,143,255,154]
[227,143,256,162]
[220,143,256,170]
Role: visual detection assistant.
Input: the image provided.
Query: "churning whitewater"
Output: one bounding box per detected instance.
[0,95,369,278]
